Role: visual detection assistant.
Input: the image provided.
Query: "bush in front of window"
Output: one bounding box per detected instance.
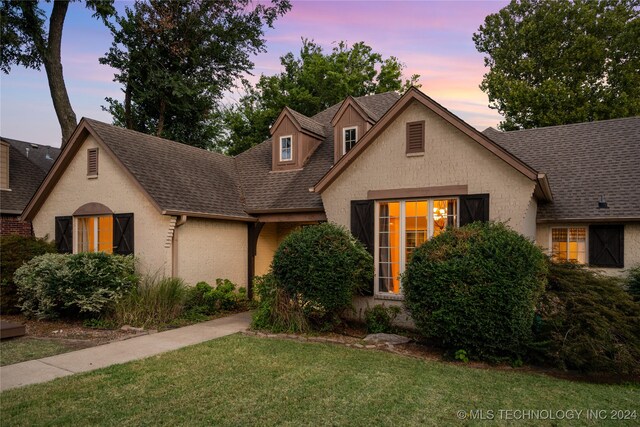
[14,252,137,320]
[402,221,547,363]
[530,262,640,375]
[364,304,401,334]
[0,235,56,314]
[271,222,373,329]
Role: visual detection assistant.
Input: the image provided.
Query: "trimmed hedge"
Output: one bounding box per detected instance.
[403,222,547,362]
[14,252,137,319]
[271,222,373,328]
[531,262,640,375]
[0,235,56,314]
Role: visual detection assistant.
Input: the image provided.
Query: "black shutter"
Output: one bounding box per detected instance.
[589,224,624,268]
[113,213,134,255]
[55,216,73,253]
[351,200,374,295]
[459,194,490,226]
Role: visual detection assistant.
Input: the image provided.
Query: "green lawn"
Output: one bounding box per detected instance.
[0,337,85,366]
[1,334,638,426]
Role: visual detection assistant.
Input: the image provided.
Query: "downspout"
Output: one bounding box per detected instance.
[171,215,188,278]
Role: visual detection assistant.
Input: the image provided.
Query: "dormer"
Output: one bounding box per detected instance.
[331,96,377,163]
[271,107,325,171]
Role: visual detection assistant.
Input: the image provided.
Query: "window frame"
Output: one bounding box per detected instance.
[374,197,459,297]
[279,135,293,162]
[549,226,588,264]
[342,126,358,155]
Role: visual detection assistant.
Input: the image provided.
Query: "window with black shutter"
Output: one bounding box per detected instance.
[459,194,489,226]
[55,216,73,253]
[113,213,134,255]
[406,121,425,154]
[589,224,624,268]
[351,200,374,295]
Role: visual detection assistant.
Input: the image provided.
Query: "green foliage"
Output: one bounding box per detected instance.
[473,0,640,130]
[112,276,187,329]
[271,223,373,329]
[83,318,117,330]
[454,349,469,363]
[364,305,401,334]
[530,262,640,375]
[0,235,55,314]
[251,273,309,333]
[100,0,290,149]
[185,279,247,316]
[627,265,640,300]
[14,253,137,320]
[403,222,547,362]
[219,39,421,154]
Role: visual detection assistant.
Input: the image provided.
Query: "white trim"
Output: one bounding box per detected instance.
[342,126,358,155]
[279,135,293,162]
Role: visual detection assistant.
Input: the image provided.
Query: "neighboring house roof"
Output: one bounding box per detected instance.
[236,91,401,212]
[0,137,59,215]
[485,117,640,221]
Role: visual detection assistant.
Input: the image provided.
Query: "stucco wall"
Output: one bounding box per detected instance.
[174,218,248,286]
[321,100,537,235]
[536,222,640,276]
[32,135,173,277]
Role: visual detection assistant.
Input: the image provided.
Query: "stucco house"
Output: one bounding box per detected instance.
[20,88,640,309]
[1,137,59,236]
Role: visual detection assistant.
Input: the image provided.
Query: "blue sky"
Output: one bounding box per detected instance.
[0,0,508,147]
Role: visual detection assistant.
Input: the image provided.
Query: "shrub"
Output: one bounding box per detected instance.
[0,235,55,314]
[271,222,373,328]
[14,252,137,320]
[112,276,187,328]
[530,262,640,375]
[403,222,547,362]
[185,279,247,315]
[251,273,309,333]
[627,265,640,301]
[364,305,401,334]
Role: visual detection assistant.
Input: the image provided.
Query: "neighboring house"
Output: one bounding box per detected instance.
[20,88,640,310]
[0,137,60,236]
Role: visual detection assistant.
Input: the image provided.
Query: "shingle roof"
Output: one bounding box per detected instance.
[236,91,401,212]
[84,119,251,219]
[0,138,59,215]
[285,107,326,137]
[484,117,640,221]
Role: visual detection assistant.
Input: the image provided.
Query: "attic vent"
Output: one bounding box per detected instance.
[406,121,425,154]
[87,148,98,176]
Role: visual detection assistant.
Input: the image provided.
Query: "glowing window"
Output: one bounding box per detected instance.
[551,227,586,264]
[77,216,113,254]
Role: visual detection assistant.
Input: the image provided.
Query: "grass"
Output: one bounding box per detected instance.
[0,337,84,366]
[1,335,638,426]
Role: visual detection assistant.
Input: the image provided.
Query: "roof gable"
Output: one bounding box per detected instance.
[330,96,376,126]
[271,107,326,138]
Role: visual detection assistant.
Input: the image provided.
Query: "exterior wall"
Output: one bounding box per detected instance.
[322,100,537,234]
[333,104,368,163]
[523,196,538,241]
[536,222,640,276]
[175,218,248,286]
[0,214,33,237]
[31,135,173,277]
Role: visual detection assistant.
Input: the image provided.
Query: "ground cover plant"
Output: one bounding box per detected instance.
[1,335,638,426]
[403,222,547,362]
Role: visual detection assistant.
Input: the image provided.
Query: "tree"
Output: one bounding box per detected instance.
[219,39,420,155]
[1,0,115,144]
[473,0,640,130]
[100,0,291,149]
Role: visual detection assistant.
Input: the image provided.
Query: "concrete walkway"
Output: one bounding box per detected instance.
[0,311,251,392]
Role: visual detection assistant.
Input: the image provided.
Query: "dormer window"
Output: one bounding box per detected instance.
[279,136,292,161]
[343,127,358,154]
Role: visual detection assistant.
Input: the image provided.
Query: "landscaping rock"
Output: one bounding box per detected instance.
[363,333,411,345]
[121,325,144,333]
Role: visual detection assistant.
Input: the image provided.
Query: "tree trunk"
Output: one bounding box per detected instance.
[156,98,166,136]
[124,82,133,129]
[44,1,77,146]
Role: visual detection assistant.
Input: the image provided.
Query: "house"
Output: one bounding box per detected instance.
[0,137,60,236]
[20,88,640,308]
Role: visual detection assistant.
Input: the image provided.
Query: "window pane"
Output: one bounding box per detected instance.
[551,227,585,263]
[78,217,92,253]
[405,200,428,265]
[378,202,400,294]
[344,128,357,153]
[433,199,457,237]
[98,216,113,254]
[280,137,292,160]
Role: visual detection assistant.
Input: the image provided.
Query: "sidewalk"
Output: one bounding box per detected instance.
[0,311,251,392]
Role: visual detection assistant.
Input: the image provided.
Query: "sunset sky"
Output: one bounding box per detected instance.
[0,0,508,147]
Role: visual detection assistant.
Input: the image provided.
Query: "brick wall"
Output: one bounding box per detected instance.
[0,214,33,237]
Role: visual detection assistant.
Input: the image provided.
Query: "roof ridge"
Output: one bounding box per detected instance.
[493,116,640,134]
